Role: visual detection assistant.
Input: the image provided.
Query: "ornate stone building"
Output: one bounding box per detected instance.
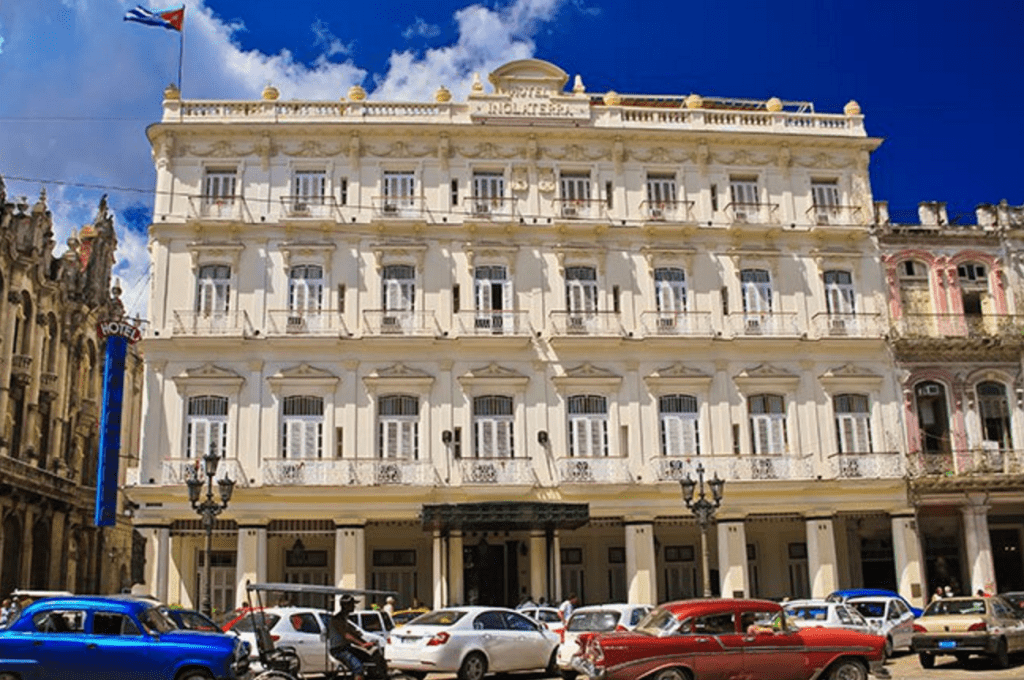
[877,199,1024,597]
[0,178,143,596]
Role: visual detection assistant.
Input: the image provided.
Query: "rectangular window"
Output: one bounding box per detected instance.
[811,180,840,224]
[568,395,608,457]
[336,427,343,458]
[612,285,621,313]
[451,179,459,207]
[293,170,326,209]
[730,177,759,221]
[452,284,461,314]
[338,284,346,313]
[340,178,348,206]
[710,184,718,212]
[472,172,505,215]
[383,171,415,210]
[203,169,236,202]
[195,264,231,315]
[834,394,872,453]
[824,270,855,316]
[282,396,324,459]
[560,173,591,217]
[605,180,614,209]
[288,265,324,312]
[452,426,462,459]
[646,174,677,219]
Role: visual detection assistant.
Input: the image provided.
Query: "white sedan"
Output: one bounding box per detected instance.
[556,603,653,678]
[847,595,916,656]
[386,606,560,680]
[782,599,877,637]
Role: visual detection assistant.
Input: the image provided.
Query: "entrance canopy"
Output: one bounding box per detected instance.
[421,501,589,532]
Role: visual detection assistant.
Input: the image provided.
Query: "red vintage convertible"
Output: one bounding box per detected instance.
[572,598,889,680]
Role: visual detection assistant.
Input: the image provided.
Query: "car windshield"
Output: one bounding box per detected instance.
[140,607,179,634]
[230,613,281,632]
[567,610,621,632]
[924,599,986,616]
[635,607,677,634]
[410,610,466,626]
[849,601,885,618]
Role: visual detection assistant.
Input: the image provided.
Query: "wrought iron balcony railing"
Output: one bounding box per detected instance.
[549,311,624,337]
[172,310,253,337]
[267,309,348,336]
[466,195,517,219]
[639,311,714,337]
[373,195,424,219]
[893,314,1024,340]
[909,447,1023,477]
[279,195,342,220]
[457,458,537,485]
[553,198,608,220]
[828,451,904,479]
[811,313,885,339]
[261,458,439,486]
[806,204,866,226]
[725,201,780,225]
[639,200,696,222]
[362,310,440,336]
[187,196,255,221]
[455,311,532,337]
[160,458,250,487]
[556,456,631,484]
[726,312,800,337]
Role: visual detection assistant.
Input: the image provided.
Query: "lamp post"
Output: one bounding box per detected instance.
[680,463,724,597]
[186,449,235,618]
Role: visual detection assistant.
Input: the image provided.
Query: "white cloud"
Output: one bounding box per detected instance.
[0,0,571,316]
[402,17,442,40]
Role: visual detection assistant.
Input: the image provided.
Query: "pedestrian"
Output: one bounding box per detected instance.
[944,585,953,598]
[383,596,396,615]
[330,595,372,680]
[558,592,578,622]
[0,599,11,628]
[931,587,943,603]
[516,593,537,610]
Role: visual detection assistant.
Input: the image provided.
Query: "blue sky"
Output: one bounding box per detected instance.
[1,0,1022,316]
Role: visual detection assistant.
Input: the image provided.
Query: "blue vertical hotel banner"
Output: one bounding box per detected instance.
[95,319,142,527]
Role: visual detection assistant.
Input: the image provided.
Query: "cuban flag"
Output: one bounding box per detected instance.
[124,5,184,32]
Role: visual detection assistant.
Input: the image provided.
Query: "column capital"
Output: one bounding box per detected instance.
[334,521,366,529]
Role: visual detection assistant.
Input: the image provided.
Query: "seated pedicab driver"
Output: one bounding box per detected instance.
[330,595,373,680]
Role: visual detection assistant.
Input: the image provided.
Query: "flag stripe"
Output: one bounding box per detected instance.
[124,5,183,32]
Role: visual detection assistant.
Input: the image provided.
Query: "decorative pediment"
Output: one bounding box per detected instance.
[819,364,884,391]
[280,242,336,269]
[363,363,434,392]
[458,363,530,392]
[267,363,340,392]
[187,241,244,270]
[733,364,800,392]
[172,363,245,394]
[487,59,570,95]
[469,59,590,122]
[644,364,713,392]
[552,363,622,393]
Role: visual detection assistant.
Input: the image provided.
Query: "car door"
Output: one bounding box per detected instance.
[472,610,516,672]
[287,611,330,672]
[87,611,160,680]
[689,611,744,680]
[502,610,552,670]
[28,608,100,679]
[991,598,1024,652]
[738,608,803,680]
[887,600,914,650]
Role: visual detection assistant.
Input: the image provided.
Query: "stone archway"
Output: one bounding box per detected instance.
[29,518,50,589]
[1,513,22,596]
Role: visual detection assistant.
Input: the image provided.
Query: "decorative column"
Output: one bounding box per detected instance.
[139,525,171,602]
[891,511,926,609]
[432,530,448,608]
[448,530,464,606]
[48,512,67,588]
[334,524,366,592]
[0,294,20,449]
[529,530,548,602]
[805,515,838,598]
[624,522,657,605]
[235,524,267,607]
[716,518,747,598]
[551,530,562,603]
[961,496,996,595]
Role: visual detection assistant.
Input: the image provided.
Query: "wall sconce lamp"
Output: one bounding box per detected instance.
[537,430,549,446]
[442,430,453,445]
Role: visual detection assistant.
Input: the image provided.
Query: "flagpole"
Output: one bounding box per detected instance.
[177,4,185,93]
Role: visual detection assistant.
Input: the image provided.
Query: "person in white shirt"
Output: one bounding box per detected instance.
[383,596,396,615]
[558,593,578,621]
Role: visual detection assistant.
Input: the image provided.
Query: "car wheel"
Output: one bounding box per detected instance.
[828,659,866,680]
[458,652,488,680]
[653,668,688,680]
[883,636,893,659]
[545,650,559,677]
[175,670,214,680]
[918,652,935,669]
[992,638,1010,669]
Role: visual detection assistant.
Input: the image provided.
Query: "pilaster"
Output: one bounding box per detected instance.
[624,521,657,605]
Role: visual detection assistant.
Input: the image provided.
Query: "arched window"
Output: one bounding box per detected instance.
[567,395,607,457]
[281,396,324,459]
[834,394,872,453]
[186,395,229,459]
[659,394,699,456]
[977,381,1012,450]
[749,394,787,455]
[378,395,418,459]
[473,396,514,459]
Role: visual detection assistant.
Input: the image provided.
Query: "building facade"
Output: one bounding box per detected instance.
[878,199,1024,598]
[132,58,988,614]
[0,179,144,596]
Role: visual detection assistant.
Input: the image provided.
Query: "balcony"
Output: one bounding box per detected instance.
[279,195,341,221]
[187,196,254,221]
[556,456,631,484]
[553,199,608,221]
[39,372,59,397]
[639,311,714,337]
[810,313,885,339]
[10,354,32,384]
[346,458,439,486]
[362,310,439,337]
[828,451,904,479]
[725,202,780,225]
[466,196,517,220]
[806,204,866,226]
[726,312,800,337]
[0,454,78,502]
[172,310,253,337]
[549,311,624,337]
[893,314,1024,340]
[457,458,537,485]
[160,457,250,487]
[373,196,425,220]
[910,447,1023,477]
[640,200,695,223]
[648,456,702,482]
[455,311,532,337]
[267,309,348,337]
[724,455,814,481]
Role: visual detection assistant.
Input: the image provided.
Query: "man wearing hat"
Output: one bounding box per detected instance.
[383,596,396,616]
[330,595,372,680]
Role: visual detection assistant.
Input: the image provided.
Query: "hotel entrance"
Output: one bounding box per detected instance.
[463,537,521,606]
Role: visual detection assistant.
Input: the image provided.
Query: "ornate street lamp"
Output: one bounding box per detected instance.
[680,463,724,597]
[187,449,235,618]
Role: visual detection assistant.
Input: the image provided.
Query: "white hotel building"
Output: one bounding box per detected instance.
[129,59,939,614]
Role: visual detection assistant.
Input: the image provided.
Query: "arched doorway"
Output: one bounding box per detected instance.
[29,518,50,589]
[1,514,22,596]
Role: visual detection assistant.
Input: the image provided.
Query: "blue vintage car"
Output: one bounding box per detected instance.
[0,595,250,680]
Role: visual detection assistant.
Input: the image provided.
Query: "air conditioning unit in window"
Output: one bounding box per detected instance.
[567,316,587,333]
[657,316,677,332]
[744,317,763,334]
[381,315,402,333]
[286,315,306,333]
[382,203,398,215]
[649,206,665,220]
[734,209,749,223]
[473,202,491,216]
[918,384,941,396]
[562,205,579,218]
[292,202,310,215]
[815,208,831,225]
[828,317,848,335]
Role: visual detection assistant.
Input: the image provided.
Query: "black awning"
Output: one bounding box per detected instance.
[421,501,589,532]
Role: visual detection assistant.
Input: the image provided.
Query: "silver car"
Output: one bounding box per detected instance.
[386,606,560,680]
[556,603,653,678]
[847,596,916,656]
[782,599,877,637]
